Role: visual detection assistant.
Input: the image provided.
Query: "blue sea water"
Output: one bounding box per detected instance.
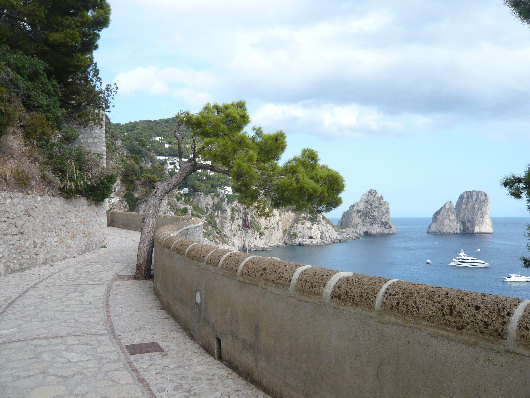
[260,218,530,299]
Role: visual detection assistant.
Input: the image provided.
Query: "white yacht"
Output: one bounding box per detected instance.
[449,250,489,267]
[503,274,530,282]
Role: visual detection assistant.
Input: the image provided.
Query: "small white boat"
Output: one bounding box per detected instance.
[426,259,431,264]
[503,274,530,282]
[449,250,489,267]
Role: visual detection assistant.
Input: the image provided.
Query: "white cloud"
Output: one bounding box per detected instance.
[115,66,214,95]
[170,88,211,108]
[104,0,530,136]
[251,102,433,138]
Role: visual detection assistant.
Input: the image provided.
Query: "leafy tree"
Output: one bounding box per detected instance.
[502,165,530,267]
[505,0,530,24]
[0,0,117,204]
[0,0,115,121]
[0,45,62,127]
[135,101,344,279]
[113,116,193,157]
[504,1,530,267]
[0,0,110,84]
[180,171,231,194]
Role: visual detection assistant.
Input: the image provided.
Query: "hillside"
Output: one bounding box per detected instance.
[113,117,193,158]
[132,191,356,250]
[0,2,117,203]
[108,116,232,211]
[108,116,352,248]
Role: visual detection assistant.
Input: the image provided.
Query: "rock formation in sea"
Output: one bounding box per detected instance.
[338,189,397,235]
[428,191,493,234]
[427,201,459,234]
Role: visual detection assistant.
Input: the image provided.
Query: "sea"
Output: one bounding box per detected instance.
[258,217,530,300]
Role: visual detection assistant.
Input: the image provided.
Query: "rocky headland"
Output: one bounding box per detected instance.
[132,192,357,250]
[428,190,493,234]
[339,189,396,235]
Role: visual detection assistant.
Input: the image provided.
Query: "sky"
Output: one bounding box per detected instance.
[94,0,530,218]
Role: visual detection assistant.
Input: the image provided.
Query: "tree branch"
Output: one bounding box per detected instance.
[173,112,184,168]
[196,162,230,176]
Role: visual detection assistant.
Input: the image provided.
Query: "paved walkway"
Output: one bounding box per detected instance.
[0,227,269,398]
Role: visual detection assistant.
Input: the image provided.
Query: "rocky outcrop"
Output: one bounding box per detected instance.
[138,192,357,251]
[428,191,493,234]
[456,191,494,233]
[427,201,459,234]
[338,189,396,235]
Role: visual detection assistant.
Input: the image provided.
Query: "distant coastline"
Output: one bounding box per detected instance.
[329,216,530,225]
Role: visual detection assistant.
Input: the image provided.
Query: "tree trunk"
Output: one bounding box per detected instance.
[135,163,196,279]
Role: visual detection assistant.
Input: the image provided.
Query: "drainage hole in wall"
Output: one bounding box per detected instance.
[215,337,222,361]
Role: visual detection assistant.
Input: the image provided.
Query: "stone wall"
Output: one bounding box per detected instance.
[107,211,203,241]
[0,192,107,276]
[152,221,530,398]
[68,113,106,165]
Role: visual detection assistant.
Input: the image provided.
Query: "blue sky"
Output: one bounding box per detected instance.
[95,0,530,218]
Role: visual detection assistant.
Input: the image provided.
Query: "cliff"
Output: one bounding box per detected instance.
[136,192,356,250]
[338,189,396,235]
[428,191,493,234]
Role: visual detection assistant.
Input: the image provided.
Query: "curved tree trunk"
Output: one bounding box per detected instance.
[135,162,196,279]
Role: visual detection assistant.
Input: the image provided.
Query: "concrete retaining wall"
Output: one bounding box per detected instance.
[107,211,203,240]
[153,222,530,398]
[0,192,106,276]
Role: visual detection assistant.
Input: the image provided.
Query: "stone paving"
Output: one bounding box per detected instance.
[0,227,269,398]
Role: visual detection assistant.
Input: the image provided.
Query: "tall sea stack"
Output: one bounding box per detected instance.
[428,191,493,234]
[339,189,396,235]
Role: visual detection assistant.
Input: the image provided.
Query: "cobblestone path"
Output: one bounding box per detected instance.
[0,227,269,398]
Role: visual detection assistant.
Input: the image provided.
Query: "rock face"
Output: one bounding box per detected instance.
[137,192,357,251]
[427,201,459,234]
[339,189,396,235]
[456,191,494,233]
[428,191,493,234]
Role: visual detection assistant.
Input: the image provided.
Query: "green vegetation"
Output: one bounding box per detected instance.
[179,102,344,215]
[503,1,530,267]
[0,1,117,203]
[0,0,115,122]
[180,171,231,194]
[505,0,530,24]
[13,167,30,187]
[44,140,116,202]
[0,46,62,129]
[110,116,233,210]
[205,213,222,236]
[113,117,192,157]
[135,101,345,278]
[502,165,530,267]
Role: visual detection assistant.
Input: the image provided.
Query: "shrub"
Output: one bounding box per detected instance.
[0,85,20,137]
[13,168,31,188]
[23,112,53,146]
[82,173,117,203]
[60,127,80,144]
[0,46,63,128]
[44,141,116,203]
[124,188,138,212]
